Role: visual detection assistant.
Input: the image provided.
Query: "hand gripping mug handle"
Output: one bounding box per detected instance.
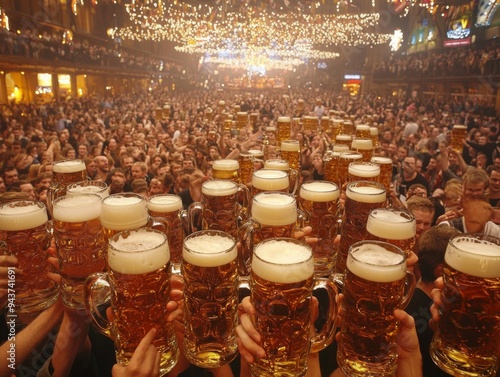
[188,201,203,234]
[309,277,338,353]
[84,272,112,337]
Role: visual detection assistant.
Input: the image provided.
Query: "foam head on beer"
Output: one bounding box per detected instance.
[367,209,416,240]
[0,201,48,231]
[264,159,289,171]
[148,194,183,213]
[101,194,148,230]
[446,236,500,279]
[348,162,380,178]
[252,192,297,226]
[52,159,86,173]
[202,179,238,196]
[346,182,386,203]
[252,170,289,191]
[108,229,169,275]
[351,138,373,151]
[280,140,300,152]
[183,232,237,268]
[277,116,291,123]
[348,242,405,283]
[213,160,239,171]
[252,239,314,284]
[53,194,101,222]
[300,181,339,202]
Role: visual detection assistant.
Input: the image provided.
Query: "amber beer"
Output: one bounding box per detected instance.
[351,138,374,161]
[67,180,109,199]
[342,120,354,135]
[0,200,58,313]
[250,238,338,377]
[251,169,289,196]
[48,159,88,214]
[335,181,386,274]
[276,116,291,146]
[371,156,393,196]
[84,228,179,376]
[188,179,248,239]
[303,116,318,134]
[355,124,371,138]
[299,181,340,276]
[182,230,239,368]
[451,124,467,153]
[218,100,225,112]
[335,134,352,148]
[337,241,415,377]
[100,193,150,241]
[430,234,500,376]
[348,161,380,183]
[147,194,186,274]
[338,151,362,185]
[280,139,300,170]
[239,152,255,186]
[323,151,341,185]
[236,111,248,130]
[53,194,106,308]
[366,208,416,257]
[212,159,240,183]
[370,126,379,148]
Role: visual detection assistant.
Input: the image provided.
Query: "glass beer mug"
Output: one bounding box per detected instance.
[337,240,416,377]
[430,233,500,376]
[47,159,88,214]
[182,230,239,368]
[84,228,179,376]
[250,238,338,377]
[0,200,58,316]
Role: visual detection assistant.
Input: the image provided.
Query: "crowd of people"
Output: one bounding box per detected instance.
[0,86,499,377]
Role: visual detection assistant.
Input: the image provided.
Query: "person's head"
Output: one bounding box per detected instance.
[402,156,417,176]
[415,158,423,173]
[407,183,428,199]
[121,155,134,171]
[462,198,493,233]
[78,144,89,159]
[20,181,36,200]
[406,196,436,239]
[487,165,500,195]
[184,145,196,158]
[2,167,19,186]
[443,181,462,211]
[397,145,409,161]
[131,178,148,197]
[462,168,489,200]
[0,176,6,193]
[94,156,109,173]
[476,152,487,168]
[131,161,147,181]
[418,226,459,283]
[182,158,195,170]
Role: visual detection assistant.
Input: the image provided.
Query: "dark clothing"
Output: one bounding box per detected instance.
[405,288,452,377]
[399,172,430,198]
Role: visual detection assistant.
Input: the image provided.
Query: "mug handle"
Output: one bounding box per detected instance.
[237,220,258,279]
[309,278,338,353]
[149,216,170,236]
[188,201,203,235]
[84,272,112,337]
[401,270,416,309]
[179,209,190,237]
[46,184,64,217]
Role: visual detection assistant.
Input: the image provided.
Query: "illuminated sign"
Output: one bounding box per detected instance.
[344,74,361,80]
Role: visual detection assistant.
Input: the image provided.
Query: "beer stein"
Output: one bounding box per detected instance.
[236,111,248,130]
[351,138,373,162]
[47,159,88,214]
[338,151,362,186]
[303,116,318,134]
[335,181,386,274]
[264,159,299,195]
[163,104,171,118]
[451,124,467,153]
[366,208,416,257]
[276,116,291,146]
[280,139,300,170]
[52,194,106,308]
[371,156,393,197]
[147,194,188,274]
[155,107,163,121]
[335,134,352,148]
[212,159,240,183]
[250,238,338,377]
[239,151,263,187]
[348,161,380,183]
[370,126,379,148]
[250,112,259,126]
[430,234,500,377]
[0,200,58,314]
[355,124,371,139]
[182,230,239,368]
[239,192,300,278]
[251,169,291,196]
[298,181,340,276]
[337,240,416,377]
[342,120,354,135]
[67,179,109,199]
[100,193,156,242]
[85,228,179,376]
[320,116,330,134]
[323,150,341,186]
[189,179,250,240]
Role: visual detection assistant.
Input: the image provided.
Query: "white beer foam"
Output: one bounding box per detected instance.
[280,141,300,152]
[453,124,467,130]
[367,210,416,240]
[0,201,47,231]
[52,160,86,173]
[53,195,101,222]
[340,152,362,161]
[202,180,238,196]
[183,233,236,267]
[252,170,289,191]
[277,116,291,123]
[147,195,182,212]
[300,181,339,202]
[336,134,352,141]
[213,159,239,171]
[264,160,289,171]
[445,237,500,278]
[346,185,386,204]
[351,139,373,150]
[348,163,380,178]
[108,230,169,274]
[68,185,105,194]
[101,196,148,230]
[371,156,392,165]
[348,243,405,283]
[356,124,370,131]
[252,240,313,283]
[370,127,379,136]
[252,193,297,226]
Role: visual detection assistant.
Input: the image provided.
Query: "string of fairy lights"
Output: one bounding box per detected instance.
[111,0,394,72]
